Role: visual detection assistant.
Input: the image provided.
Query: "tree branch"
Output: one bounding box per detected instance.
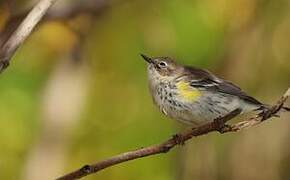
[0,0,59,72]
[57,88,290,180]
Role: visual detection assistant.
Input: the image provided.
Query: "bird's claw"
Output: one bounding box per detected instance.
[172,134,185,145]
[213,117,232,133]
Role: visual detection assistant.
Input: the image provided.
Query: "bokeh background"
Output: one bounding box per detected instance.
[0,0,290,179]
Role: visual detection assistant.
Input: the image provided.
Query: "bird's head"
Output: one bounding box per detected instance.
[140,54,183,81]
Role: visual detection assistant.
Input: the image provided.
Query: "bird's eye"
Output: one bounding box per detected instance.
[159,61,167,67]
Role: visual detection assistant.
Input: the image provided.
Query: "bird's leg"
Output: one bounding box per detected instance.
[172,133,186,145]
[213,118,232,134]
[213,108,242,133]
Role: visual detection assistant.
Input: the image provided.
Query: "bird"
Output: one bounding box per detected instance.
[140,54,289,127]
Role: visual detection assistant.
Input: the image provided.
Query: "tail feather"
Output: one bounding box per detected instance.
[257,104,289,112]
[256,104,289,120]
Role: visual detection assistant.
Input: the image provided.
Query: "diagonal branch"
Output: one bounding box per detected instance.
[0,0,59,72]
[57,88,290,180]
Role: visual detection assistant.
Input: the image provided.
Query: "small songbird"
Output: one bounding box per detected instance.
[140,54,285,127]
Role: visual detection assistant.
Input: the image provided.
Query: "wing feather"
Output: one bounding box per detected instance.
[183,66,263,106]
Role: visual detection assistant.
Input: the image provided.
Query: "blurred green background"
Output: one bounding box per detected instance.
[0,0,290,180]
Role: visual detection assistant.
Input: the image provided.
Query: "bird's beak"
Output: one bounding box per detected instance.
[140,54,153,64]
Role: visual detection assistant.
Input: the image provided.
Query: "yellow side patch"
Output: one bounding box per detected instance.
[176,81,202,101]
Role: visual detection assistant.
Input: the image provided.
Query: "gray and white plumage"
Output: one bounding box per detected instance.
[142,55,267,126]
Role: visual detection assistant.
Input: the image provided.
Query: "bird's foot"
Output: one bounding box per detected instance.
[213,118,232,134]
[172,133,185,145]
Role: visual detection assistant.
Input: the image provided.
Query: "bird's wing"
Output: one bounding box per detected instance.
[184,66,263,106]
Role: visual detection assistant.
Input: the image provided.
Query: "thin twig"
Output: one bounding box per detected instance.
[0,0,59,72]
[57,88,290,180]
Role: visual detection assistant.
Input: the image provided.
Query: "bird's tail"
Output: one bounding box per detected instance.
[256,104,289,119]
[258,103,290,111]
